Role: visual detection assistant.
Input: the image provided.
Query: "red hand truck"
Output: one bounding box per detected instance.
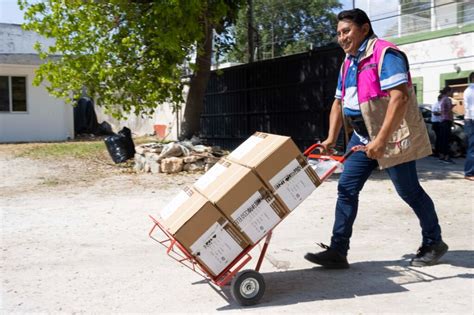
[148,144,364,306]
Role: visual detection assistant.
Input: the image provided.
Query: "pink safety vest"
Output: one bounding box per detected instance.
[340,38,412,105]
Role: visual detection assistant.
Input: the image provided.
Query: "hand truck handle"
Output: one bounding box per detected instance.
[339,145,366,163]
[304,143,365,164]
[303,143,331,157]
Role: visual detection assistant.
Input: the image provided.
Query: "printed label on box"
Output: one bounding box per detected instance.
[190,221,243,276]
[159,188,192,220]
[231,191,281,243]
[269,159,316,210]
[194,161,229,191]
[228,135,264,160]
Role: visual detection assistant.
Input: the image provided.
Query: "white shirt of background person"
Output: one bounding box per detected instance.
[431,100,442,123]
[464,83,474,120]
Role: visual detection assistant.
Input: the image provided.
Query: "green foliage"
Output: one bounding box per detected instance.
[225,0,341,63]
[19,0,242,119]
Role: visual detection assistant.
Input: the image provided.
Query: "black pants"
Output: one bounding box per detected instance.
[439,120,452,156]
[432,122,441,154]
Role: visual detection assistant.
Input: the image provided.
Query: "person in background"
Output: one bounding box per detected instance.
[463,72,474,181]
[431,96,443,157]
[304,8,448,269]
[438,86,455,164]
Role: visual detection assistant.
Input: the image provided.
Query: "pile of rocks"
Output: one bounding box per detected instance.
[134,141,227,174]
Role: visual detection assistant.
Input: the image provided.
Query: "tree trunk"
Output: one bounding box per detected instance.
[180,21,213,140]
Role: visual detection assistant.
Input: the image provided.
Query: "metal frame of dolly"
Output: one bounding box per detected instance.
[148,216,272,305]
[148,143,365,306]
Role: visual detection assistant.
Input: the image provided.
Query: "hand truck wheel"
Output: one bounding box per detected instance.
[230,269,265,306]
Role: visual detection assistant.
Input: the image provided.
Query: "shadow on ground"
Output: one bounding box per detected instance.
[210,250,473,310]
[320,156,466,183]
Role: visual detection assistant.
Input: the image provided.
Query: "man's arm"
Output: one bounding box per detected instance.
[320,98,344,151]
[365,83,409,159]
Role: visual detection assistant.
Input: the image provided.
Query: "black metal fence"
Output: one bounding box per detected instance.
[200,44,345,151]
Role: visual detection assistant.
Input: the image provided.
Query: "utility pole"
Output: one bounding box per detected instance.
[247,0,254,62]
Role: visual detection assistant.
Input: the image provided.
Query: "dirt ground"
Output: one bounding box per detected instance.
[1,144,473,314]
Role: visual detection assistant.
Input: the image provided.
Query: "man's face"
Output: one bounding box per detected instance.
[337,20,369,56]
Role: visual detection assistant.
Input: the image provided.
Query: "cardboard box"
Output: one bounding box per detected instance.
[194,159,288,244]
[227,132,321,211]
[158,186,249,276]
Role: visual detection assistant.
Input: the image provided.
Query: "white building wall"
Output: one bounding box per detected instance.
[399,32,474,105]
[94,86,188,141]
[95,102,183,140]
[0,64,74,143]
[0,23,55,54]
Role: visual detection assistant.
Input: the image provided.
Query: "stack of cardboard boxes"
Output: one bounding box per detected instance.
[157,132,321,277]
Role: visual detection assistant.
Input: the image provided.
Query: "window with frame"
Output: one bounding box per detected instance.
[0,76,27,112]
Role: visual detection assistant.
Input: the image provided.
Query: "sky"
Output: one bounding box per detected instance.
[0,0,25,24]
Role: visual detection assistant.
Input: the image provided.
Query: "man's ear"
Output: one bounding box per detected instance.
[362,23,370,36]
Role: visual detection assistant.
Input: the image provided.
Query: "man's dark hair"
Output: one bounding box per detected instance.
[440,86,453,95]
[469,72,474,82]
[337,8,374,37]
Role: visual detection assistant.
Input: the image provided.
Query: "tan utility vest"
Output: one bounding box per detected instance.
[340,36,432,169]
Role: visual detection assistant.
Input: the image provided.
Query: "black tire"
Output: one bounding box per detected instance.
[449,138,463,158]
[230,269,265,306]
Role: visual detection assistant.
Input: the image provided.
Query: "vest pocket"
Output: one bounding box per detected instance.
[384,123,411,156]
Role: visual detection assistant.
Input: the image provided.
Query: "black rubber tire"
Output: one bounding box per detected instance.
[449,138,463,158]
[230,269,265,306]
